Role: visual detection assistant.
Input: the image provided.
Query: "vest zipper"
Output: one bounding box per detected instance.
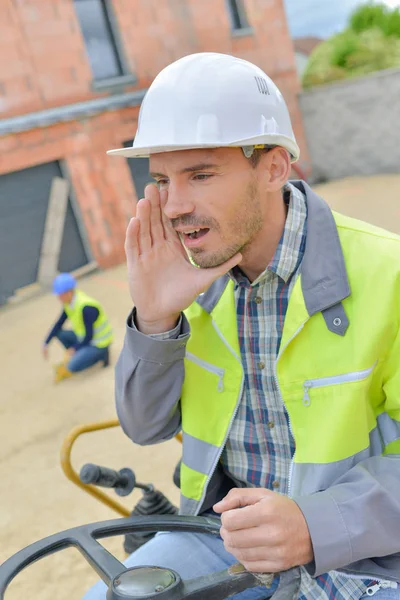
[274,324,306,498]
[365,580,398,595]
[302,362,376,407]
[332,570,398,590]
[366,582,384,596]
[193,322,245,516]
[185,351,225,392]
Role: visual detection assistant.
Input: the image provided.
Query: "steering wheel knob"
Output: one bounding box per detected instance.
[109,567,183,599]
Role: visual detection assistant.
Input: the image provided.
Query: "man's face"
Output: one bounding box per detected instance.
[149,148,266,268]
[58,290,74,305]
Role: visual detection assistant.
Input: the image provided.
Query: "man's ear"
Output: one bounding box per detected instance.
[262,147,291,191]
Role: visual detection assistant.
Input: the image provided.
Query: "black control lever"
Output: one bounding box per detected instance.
[79,464,151,497]
[79,463,179,553]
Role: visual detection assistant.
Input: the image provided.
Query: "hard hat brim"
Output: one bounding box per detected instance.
[107,136,300,163]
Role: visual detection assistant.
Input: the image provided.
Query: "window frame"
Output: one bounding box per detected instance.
[225,0,254,36]
[74,0,137,91]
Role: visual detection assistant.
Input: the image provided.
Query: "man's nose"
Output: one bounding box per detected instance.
[162,182,196,220]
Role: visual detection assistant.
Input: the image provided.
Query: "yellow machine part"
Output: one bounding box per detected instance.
[60,419,182,517]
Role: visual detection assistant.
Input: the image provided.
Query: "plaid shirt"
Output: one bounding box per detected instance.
[221,183,373,599]
[152,183,376,599]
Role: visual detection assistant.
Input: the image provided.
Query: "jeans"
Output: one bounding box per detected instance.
[81,531,399,599]
[55,330,109,372]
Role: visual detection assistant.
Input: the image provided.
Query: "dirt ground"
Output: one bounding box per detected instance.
[1,174,399,600]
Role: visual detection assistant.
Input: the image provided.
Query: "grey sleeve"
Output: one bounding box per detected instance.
[115,310,190,445]
[294,455,400,581]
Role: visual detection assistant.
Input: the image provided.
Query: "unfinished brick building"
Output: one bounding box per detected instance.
[0,0,308,303]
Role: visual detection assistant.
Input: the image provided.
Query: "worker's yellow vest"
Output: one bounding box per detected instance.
[64,290,112,349]
[178,212,400,516]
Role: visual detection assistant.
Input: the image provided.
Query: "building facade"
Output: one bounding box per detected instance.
[0,0,308,303]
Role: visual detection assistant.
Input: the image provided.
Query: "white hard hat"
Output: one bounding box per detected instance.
[108,52,300,162]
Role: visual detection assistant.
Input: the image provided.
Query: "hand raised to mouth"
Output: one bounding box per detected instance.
[125,184,242,335]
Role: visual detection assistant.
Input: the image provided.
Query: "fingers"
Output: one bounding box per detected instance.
[220,526,276,550]
[158,188,190,261]
[212,252,243,277]
[195,251,243,292]
[136,198,151,253]
[221,504,270,531]
[198,253,243,290]
[220,519,287,573]
[125,217,140,261]
[160,188,177,241]
[222,528,284,572]
[146,184,165,245]
[135,185,169,252]
[236,559,281,574]
[215,489,275,533]
[223,544,278,567]
[214,488,268,512]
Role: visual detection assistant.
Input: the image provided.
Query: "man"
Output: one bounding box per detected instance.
[84,53,400,599]
[43,273,112,382]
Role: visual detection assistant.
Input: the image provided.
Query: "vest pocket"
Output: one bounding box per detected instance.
[302,362,377,407]
[185,351,225,392]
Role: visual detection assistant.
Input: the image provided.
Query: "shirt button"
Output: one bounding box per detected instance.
[258,361,265,370]
[267,421,275,429]
[255,296,262,304]
[272,481,280,489]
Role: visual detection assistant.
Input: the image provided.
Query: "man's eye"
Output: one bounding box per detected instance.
[156,179,169,186]
[193,174,212,181]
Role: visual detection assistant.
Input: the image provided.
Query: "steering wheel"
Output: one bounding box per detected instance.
[0,515,274,600]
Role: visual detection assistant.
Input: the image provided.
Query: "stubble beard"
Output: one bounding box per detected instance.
[190,180,263,269]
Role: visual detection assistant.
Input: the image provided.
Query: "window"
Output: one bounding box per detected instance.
[123,140,151,202]
[226,0,251,32]
[74,0,134,86]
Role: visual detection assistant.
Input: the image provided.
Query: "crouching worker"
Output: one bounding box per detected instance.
[42,273,113,382]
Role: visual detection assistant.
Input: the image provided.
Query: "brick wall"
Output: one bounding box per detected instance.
[0,0,92,117]
[0,0,308,269]
[0,109,140,268]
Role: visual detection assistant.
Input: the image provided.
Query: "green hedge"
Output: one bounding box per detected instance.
[302,2,400,88]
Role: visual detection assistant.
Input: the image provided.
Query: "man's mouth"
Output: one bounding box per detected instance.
[176,227,211,248]
[182,228,210,240]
